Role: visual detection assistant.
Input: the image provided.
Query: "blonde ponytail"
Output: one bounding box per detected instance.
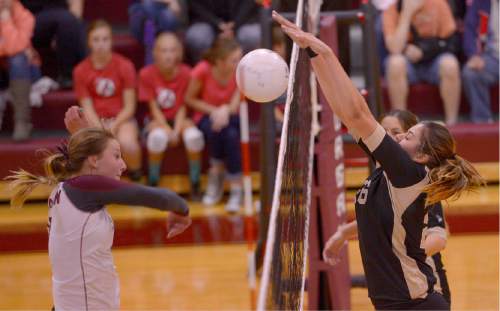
[5,128,115,209]
[6,152,70,209]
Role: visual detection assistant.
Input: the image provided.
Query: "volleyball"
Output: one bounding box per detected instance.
[236,48,289,103]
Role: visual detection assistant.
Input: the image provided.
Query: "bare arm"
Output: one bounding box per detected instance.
[112,88,136,130]
[227,89,241,114]
[272,11,377,139]
[173,105,187,135]
[184,78,216,114]
[384,0,424,54]
[339,220,358,240]
[384,13,412,54]
[80,98,103,128]
[149,100,169,127]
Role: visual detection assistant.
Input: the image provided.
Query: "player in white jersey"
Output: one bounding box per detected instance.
[8,122,191,311]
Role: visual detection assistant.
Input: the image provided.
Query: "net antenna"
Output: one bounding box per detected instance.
[257,0,322,309]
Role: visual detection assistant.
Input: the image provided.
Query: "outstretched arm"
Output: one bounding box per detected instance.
[272,11,377,140]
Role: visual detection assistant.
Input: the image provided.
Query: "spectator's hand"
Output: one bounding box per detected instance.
[210,105,230,132]
[405,44,423,63]
[402,0,424,17]
[166,212,191,238]
[64,106,90,134]
[322,228,347,266]
[466,55,485,71]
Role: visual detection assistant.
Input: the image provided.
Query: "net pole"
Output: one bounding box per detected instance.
[239,98,257,310]
[255,0,277,273]
[257,0,305,309]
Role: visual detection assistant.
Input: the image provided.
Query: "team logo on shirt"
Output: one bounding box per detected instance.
[95,78,116,97]
[156,88,176,109]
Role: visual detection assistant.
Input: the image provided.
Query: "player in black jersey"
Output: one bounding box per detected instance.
[273,12,483,310]
[323,110,451,305]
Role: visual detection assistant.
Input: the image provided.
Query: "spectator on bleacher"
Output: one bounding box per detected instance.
[462,0,499,123]
[73,20,143,182]
[184,0,260,64]
[20,0,86,88]
[0,0,37,141]
[185,38,243,212]
[139,32,204,199]
[383,0,461,125]
[128,0,187,65]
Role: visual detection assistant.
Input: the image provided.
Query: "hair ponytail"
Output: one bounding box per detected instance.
[419,122,486,206]
[6,152,71,209]
[5,128,115,209]
[423,154,486,205]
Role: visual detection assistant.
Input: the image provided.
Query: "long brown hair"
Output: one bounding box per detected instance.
[202,37,240,64]
[419,122,486,205]
[6,128,115,209]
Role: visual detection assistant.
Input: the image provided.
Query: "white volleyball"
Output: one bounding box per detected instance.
[236,49,289,103]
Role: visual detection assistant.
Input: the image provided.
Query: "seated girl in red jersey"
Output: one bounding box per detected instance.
[185,38,243,212]
[7,127,190,311]
[139,32,204,198]
[73,20,143,181]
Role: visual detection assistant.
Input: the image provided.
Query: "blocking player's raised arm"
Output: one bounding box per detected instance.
[271,10,378,140]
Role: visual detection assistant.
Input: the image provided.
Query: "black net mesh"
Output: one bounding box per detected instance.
[263,1,313,309]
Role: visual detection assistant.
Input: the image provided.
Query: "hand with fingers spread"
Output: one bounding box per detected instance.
[166,212,192,238]
[271,10,332,56]
[322,226,348,266]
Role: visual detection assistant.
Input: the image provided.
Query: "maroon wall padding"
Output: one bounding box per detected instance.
[451,122,499,162]
[112,34,145,70]
[2,91,77,131]
[308,15,351,311]
[83,0,131,25]
[382,83,499,116]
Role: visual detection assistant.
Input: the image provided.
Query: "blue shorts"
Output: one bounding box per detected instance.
[386,53,455,85]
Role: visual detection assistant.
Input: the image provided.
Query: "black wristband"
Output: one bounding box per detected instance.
[305,47,318,58]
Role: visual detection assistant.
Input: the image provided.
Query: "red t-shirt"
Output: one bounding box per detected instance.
[138,64,191,121]
[73,53,136,118]
[190,60,237,123]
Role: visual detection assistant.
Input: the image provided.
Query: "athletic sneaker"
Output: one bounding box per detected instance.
[202,170,224,206]
[225,186,243,213]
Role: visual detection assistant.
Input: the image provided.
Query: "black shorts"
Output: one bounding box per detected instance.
[374,292,450,310]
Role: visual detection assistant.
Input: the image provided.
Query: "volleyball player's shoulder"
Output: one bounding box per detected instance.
[65,175,128,192]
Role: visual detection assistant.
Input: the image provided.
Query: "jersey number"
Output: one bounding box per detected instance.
[357,180,371,205]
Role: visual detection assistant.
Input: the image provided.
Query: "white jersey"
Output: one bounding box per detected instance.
[48,183,119,311]
[46,175,189,310]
